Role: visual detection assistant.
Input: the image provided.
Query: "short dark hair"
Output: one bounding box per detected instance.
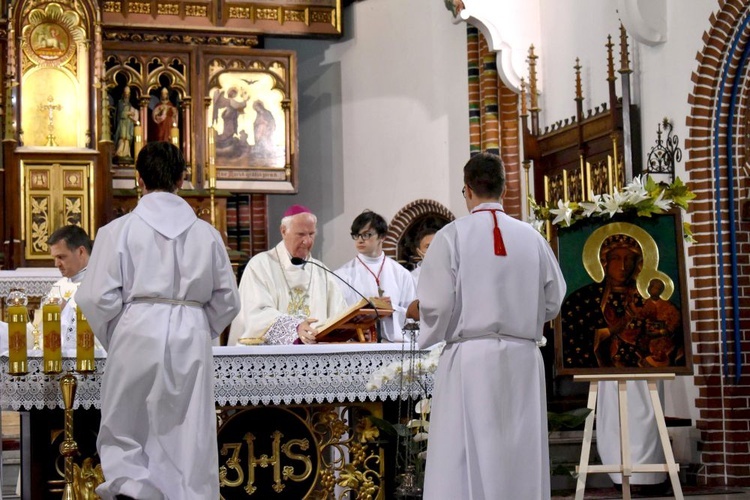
[463,152,506,199]
[351,210,388,237]
[136,141,186,192]
[415,227,438,248]
[47,225,92,254]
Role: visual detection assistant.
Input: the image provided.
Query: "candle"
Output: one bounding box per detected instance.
[76,306,95,373]
[6,290,28,375]
[42,296,62,374]
[134,122,143,160]
[208,126,216,187]
[170,122,179,147]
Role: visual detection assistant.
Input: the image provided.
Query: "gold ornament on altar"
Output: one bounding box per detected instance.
[73,457,105,500]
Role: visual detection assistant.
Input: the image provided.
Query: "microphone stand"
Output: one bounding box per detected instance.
[290,257,382,343]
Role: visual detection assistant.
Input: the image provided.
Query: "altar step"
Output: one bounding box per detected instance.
[549,430,612,491]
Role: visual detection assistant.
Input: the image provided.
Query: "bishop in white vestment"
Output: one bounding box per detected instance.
[416,153,565,500]
[228,205,348,345]
[76,143,240,500]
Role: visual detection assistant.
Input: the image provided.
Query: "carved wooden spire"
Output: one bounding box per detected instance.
[528,45,539,112]
[606,35,616,82]
[520,77,528,117]
[619,23,632,74]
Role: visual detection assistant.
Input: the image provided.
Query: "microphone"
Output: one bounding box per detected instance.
[290,257,382,343]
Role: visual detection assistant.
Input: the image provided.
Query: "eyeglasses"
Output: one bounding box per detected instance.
[351,231,376,241]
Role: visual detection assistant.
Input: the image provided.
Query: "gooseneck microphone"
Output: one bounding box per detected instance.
[290,257,382,343]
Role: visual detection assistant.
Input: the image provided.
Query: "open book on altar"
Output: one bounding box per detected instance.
[315,297,393,343]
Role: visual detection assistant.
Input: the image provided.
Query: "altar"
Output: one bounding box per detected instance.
[2,344,434,499]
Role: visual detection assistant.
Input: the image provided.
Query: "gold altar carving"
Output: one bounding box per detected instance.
[20,1,91,147]
[102,0,342,37]
[21,161,94,260]
[218,404,384,499]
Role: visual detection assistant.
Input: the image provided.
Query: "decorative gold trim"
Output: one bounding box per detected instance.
[103,31,260,47]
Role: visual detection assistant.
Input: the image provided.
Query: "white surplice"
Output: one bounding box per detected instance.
[76,192,240,500]
[411,262,422,288]
[228,241,348,345]
[597,380,667,485]
[417,202,566,500]
[335,253,416,342]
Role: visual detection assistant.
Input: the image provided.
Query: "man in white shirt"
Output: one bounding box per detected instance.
[412,152,566,500]
[46,225,93,349]
[228,205,348,345]
[336,210,416,342]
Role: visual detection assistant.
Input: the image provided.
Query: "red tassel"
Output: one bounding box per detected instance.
[493,226,507,256]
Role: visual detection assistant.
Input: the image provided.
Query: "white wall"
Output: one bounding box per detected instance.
[266,0,470,268]
[534,0,719,427]
[266,0,714,426]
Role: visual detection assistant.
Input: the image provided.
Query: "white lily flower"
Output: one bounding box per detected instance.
[652,190,672,211]
[550,199,573,226]
[418,451,428,460]
[578,200,599,218]
[600,192,623,218]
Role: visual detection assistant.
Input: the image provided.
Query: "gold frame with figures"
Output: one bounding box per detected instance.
[554,210,692,376]
[205,51,298,193]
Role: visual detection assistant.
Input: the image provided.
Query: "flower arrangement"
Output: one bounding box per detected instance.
[366,339,443,498]
[528,175,696,241]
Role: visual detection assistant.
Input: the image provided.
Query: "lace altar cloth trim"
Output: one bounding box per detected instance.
[1,345,434,410]
[0,272,61,298]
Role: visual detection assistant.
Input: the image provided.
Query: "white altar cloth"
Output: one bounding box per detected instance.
[0,268,62,298]
[1,344,433,410]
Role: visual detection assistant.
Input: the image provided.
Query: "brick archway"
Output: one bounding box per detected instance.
[384,199,455,265]
[686,1,750,486]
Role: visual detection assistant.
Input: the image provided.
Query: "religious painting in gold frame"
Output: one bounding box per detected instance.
[554,210,692,375]
[205,51,298,193]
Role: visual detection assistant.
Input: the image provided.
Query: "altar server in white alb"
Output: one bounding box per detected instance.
[335,210,416,342]
[413,152,566,500]
[76,142,240,500]
[228,205,348,345]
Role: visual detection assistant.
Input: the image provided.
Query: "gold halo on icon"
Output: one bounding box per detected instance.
[581,222,673,300]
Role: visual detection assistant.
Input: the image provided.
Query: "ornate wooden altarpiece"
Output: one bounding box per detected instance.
[521,26,642,406]
[522,26,641,213]
[1,0,340,270]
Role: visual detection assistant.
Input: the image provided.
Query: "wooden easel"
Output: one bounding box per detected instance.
[573,373,684,500]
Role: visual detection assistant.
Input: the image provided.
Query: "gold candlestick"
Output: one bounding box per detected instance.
[59,373,79,500]
[6,289,28,376]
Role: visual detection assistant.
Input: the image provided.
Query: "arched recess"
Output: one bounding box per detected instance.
[685,1,750,487]
[384,199,455,268]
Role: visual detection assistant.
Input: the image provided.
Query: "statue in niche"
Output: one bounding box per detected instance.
[150,87,179,142]
[113,87,139,164]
